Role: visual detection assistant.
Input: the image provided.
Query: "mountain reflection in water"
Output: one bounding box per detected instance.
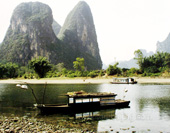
[0,83,170,132]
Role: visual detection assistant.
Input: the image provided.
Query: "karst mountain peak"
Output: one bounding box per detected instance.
[0,1,102,70]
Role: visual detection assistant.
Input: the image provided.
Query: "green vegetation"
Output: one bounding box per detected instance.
[0,56,105,79]
[134,50,170,76]
[134,49,143,70]
[0,62,18,78]
[105,50,170,77]
[106,62,121,76]
[73,57,85,72]
[1,50,170,79]
[29,56,51,78]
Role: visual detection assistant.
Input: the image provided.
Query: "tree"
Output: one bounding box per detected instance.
[0,63,6,78]
[138,52,170,74]
[88,71,98,78]
[134,49,143,71]
[56,63,64,72]
[0,62,19,78]
[29,56,51,78]
[61,68,67,76]
[106,62,121,76]
[73,57,85,72]
[5,62,19,78]
[165,53,170,72]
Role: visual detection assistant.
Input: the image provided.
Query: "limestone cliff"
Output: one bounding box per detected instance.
[0,2,64,65]
[0,1,102,70]
[58,1,102,69]
[156,33,170,53]
[52,20,61,36]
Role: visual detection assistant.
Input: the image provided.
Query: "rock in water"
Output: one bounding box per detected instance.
[58,1,102,69]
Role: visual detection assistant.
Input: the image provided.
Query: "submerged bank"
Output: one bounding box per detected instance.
[0,77,170,84]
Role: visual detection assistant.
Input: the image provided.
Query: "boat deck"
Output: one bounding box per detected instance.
[115,99,128,103]
[40,104,69,107]
[66,92,117,98]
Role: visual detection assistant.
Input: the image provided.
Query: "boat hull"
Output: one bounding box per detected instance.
[36,100,130,114]
[110,81,137,84]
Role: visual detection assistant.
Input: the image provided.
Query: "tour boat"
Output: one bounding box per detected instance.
[35,91,130,114]
[111,77,137,84]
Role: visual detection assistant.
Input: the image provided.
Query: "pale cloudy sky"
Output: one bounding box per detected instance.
[1,0,170,65]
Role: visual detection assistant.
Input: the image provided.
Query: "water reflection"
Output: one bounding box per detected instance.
[0,83,170,132]
[35,108,116,132]
[0,84,103,107]
[138,96,170,119]
[0,107,39,117]
[74,109,116,120]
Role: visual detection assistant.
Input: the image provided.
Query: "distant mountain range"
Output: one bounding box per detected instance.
[156,33,170,53]
[0,1,102,70]
[105,32,170,69]
[103,49,154,69]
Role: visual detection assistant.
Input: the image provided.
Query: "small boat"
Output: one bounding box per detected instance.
[111,77,137,84]
[35,91,130,114]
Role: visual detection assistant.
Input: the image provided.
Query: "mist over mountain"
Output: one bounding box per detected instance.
[118,59,138,69]
[138,49,154,57]
[0,1,102,70]
[119,49,154,69]
[103,49,154,69]
[156,33,170,53]
[52,20,61,36]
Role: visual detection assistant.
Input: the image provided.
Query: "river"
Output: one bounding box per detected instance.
[0,83,170,132]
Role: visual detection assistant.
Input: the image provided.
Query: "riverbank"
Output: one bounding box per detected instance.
[0,116,90,133]
[135,77,170,84]
[0,77,111,84]
[1,77,170,84]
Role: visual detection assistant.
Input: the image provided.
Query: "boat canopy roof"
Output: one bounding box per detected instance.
[113,77,134,80]
[66,91,117,98]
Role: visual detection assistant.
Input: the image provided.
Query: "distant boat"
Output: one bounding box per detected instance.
[35,91,130,114]
[111,77,137,84]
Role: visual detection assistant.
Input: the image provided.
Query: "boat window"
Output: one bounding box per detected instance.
[83,98,90,103]
[93,98,100,102]
[122,79,126,82]
[75,99,82,103]
[69,98,74,103]
[75,98,101,103]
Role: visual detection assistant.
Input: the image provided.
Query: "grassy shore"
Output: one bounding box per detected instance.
[1,77,170,84]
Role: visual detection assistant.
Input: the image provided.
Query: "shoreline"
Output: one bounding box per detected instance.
[1,77,170,84]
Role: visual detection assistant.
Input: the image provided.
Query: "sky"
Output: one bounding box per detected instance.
[1,0,170,65]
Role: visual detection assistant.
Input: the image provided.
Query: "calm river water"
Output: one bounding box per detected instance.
[0,83,170,132]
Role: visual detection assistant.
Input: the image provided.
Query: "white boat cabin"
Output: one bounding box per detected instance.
[112,77,135,84]
[66,91,117,106]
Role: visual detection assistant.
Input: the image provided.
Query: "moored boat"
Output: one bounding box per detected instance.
[111,77,137,84]
[35,91,130,114]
